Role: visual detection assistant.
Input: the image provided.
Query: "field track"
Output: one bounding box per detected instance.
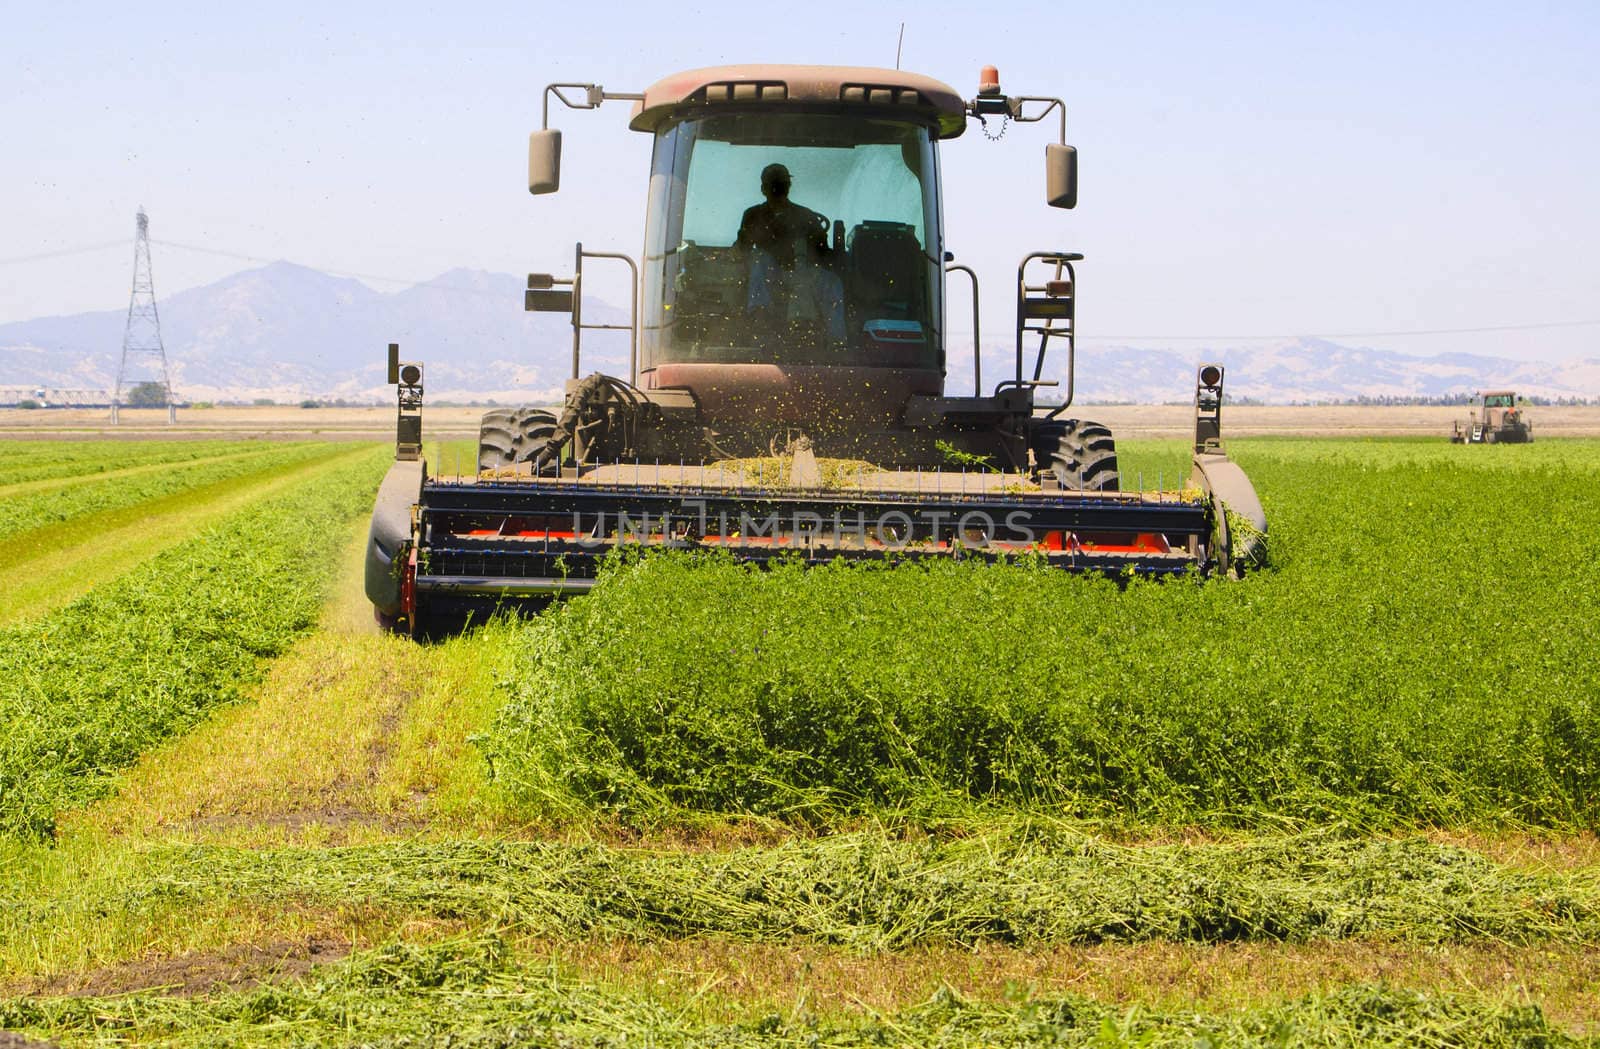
[5,402,1600,440]
[0,435,1598,1046]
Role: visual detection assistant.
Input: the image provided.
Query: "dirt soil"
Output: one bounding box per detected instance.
[8,937,348,999]
[0,1033,58,1049]
[5,403,1600,441]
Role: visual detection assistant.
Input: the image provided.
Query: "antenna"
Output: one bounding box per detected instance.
[112,207,176,424]
[895,23,906,69]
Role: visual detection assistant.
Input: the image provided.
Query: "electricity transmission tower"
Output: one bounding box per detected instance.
[112,207,175,424]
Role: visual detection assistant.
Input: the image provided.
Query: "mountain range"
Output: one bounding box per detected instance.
[1,262,1595,404]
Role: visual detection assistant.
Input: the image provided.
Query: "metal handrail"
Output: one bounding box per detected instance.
[945,263,981,396]
[570,243,640,381]
[1013,251,1081,414]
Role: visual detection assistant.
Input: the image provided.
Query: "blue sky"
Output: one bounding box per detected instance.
[3,0,1597,361]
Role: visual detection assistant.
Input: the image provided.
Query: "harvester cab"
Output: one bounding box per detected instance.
[365,64,1269,635]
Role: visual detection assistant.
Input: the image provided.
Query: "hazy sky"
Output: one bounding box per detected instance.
[4,1,1597,362]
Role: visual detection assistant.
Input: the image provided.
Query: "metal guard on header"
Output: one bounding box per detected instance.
[410,476,1216,600]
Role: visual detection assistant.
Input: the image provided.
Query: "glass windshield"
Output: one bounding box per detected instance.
[1483,394,1514,408]
[642,112,943,370]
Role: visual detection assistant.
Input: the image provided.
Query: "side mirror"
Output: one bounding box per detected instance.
[528,129,562,195]
[1045,144,1077,209]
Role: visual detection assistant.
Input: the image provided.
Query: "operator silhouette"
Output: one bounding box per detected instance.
[737,163,844,341]
[735,163,828,267]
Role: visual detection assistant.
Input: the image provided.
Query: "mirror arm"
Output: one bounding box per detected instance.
[1007,95,1067,144]
[541,83,644,129]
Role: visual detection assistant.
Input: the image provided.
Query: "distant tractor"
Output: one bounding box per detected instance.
[1451,391,1533,444]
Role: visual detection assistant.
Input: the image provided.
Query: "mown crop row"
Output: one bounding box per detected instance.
[483,440,1600,829]
[0,439,258,487]
[0,441,347,543]
[9,830,1591,951]
[0,448,388,839]
[1,936,1583,1048]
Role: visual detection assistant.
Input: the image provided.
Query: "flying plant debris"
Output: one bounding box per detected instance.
[366,65,1267,635]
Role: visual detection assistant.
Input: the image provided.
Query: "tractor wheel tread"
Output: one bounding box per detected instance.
[1029,418,1120,492]
[477,408,561,471]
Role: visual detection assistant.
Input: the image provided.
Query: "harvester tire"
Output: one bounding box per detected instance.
[477,408,560,472]
[1031,419,1120,492]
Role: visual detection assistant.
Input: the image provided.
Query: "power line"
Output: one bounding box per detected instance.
[0,241,126,266]
[6,235,1599,339]
[155,239,415,285]
[0,236,482,295]
[153,240,505,298]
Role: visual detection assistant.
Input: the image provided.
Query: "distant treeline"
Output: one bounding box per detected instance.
[1129,393,1597,407]
[1298,394,1596,407]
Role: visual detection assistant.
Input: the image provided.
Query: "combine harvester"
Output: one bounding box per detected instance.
[366,64,1268,634]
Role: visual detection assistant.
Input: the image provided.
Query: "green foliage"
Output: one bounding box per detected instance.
[935,438,996,469]
[0,936,1586,1047]
[0,442,345,543]
[123,381,169,407]
[484,439,1600,829]
[0,439,256,487]
[0,450,387,839]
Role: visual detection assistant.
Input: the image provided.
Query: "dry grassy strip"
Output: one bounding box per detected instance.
[61,523,494,845]
[484,441,1600,830]
[0,935,1589,1047]
[367,626,515,829]
[1428,829,1600,871]
[0,440,339,545]
[0,450,387,839]
[66,632,429,839]
[519,937,1600,1034]
[0,444,368,625]
[68,517,426,840]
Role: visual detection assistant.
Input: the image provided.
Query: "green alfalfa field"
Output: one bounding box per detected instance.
[1,434,1598,1046]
